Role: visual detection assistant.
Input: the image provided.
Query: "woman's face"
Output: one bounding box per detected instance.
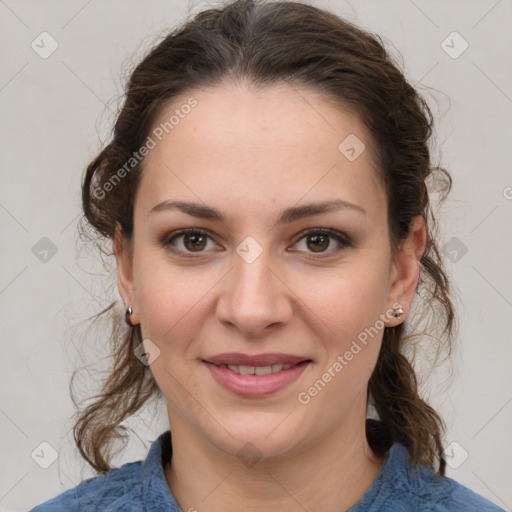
[116,81,423,461]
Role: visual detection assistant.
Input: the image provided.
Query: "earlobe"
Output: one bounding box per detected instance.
[386,216,426,327]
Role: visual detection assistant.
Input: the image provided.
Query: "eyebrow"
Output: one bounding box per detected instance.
[149,199,366,224]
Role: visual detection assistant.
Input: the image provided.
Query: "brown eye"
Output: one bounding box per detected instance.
[306,233,330,252]
[162,229,218,255]
[292,228,351,258]
[182,232,208,252]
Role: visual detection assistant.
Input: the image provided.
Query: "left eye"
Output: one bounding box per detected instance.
[293,229,349,256]
[161,228,350,257]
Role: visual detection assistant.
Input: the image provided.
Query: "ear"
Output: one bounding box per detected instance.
[385,215,426,327]
[113,222,140,325]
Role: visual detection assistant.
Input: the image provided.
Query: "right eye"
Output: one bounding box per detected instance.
[161,228,222,257]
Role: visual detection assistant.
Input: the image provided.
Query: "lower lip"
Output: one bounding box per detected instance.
[204,361,311,398]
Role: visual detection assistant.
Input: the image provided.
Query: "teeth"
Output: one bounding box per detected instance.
[239,365,255,375]
[255,365,272,375]
[222,363,298,375]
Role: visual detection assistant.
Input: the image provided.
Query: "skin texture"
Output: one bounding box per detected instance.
[114,81,426,512]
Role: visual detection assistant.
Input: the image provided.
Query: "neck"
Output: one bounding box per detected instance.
[164,413,384,512]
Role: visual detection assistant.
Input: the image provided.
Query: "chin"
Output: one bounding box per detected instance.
[219,436,297,464]
[202,413,308,463]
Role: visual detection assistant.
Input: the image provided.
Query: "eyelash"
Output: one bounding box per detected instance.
[160,227,352,260]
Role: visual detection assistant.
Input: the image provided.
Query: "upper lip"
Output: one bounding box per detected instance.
[204,353,310,366]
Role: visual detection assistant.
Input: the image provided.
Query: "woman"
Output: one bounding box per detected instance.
[31,0,504,510]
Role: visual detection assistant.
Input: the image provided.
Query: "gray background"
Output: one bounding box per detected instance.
[0,0,511,510]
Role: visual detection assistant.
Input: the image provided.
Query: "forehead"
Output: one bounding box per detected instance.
[137,81,386,223]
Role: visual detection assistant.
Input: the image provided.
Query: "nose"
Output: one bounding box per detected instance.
[215,244,293,337]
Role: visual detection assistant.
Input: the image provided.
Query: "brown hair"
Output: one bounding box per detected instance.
[74,0,455,476]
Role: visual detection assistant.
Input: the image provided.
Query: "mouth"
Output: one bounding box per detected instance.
[206,361,310,375]
[203,352,311,367]
[202,353,312,397]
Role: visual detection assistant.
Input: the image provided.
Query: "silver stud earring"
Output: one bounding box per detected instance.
[393,307,405,318]
[125,305,135,327]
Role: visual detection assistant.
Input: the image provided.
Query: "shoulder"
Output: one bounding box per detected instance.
[403,465,504,511]
[30,431,176,512]
[427,475,505,512]
[378,444,505,512]
[29,460,144,511]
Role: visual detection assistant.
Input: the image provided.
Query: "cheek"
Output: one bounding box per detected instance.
[132,250,205,340]
[134,258,206,401]
[307,259,390,339]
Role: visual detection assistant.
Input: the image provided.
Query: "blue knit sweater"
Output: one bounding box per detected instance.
[30,430,504,511]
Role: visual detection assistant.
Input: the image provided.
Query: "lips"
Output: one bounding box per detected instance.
[217,363,298,375]
[204,352,309,367]
[202,352,312,397]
